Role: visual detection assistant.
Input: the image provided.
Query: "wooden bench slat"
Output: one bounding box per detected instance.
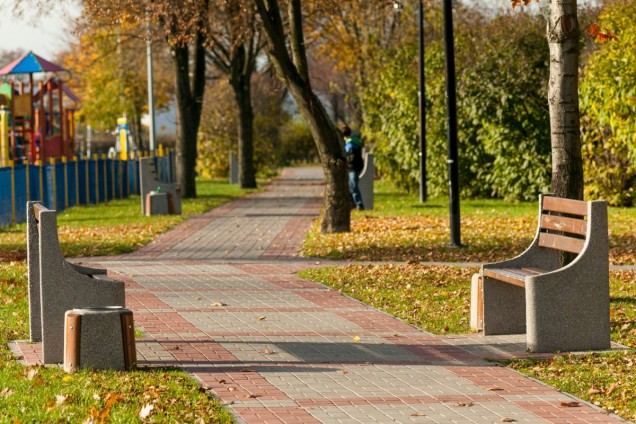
[540,214,587,235]
[520,267,548,275]
[542,196,588,216]
[501,268,537,277]
[483,268,526,287]
[32,203,47,222]
[538,232,584,254]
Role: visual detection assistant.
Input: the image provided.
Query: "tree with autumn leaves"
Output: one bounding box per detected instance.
[60,24,173,150]
[15,0,631,229]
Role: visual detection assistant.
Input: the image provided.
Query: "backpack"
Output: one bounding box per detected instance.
[345,140,364,173]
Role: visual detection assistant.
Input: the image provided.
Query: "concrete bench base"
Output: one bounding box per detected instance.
[140,157,181,215]
[145,191,169,216]
[64,307,136,373]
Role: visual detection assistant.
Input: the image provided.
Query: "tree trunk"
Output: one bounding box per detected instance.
[254,0,350,233]
[173,44,198,198]
[230,45,257,189]
[547,0,583,200]
[172,30,207,198]
[290,82,351,233]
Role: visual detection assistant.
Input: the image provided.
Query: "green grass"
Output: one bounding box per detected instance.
[301,264,476,334]
[0,177,250,423]
[299,179,636,422]
[302,180,636,264]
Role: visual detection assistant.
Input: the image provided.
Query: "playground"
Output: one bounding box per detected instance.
[0,51,79,166]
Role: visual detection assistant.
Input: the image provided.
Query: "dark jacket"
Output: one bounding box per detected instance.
[345,136,364,173]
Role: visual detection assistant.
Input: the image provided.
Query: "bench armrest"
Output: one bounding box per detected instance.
[68,262,107,276]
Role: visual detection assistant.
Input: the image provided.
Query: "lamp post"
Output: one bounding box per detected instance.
[443,0,461,247]
[418,0,427,202]
[146,10,157,154]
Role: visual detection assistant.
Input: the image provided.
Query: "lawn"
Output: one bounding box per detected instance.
[300,180,636,422]
[0,178,248,423]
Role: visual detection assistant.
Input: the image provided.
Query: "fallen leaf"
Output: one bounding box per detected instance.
[500,418,516,422]
[455,402,473,407]
[486,387,504,391]
[56,394,68,405]
[410,412,426,416]
[353,336,361,343]
[243,393,259,399]
[260,349,276,355]
[560,401,580,407]
[257,316,266,321]
[605,382,618,396]
[211,302,227,307]
[240,368,255,372]
[1,388,14,397]
[337,370,349,375]
[218,379,227,384]
[228,387,237,392]
[62,375,74,383]
[27,369,38,380]
[139,403,154,419]
[587,387,601,394]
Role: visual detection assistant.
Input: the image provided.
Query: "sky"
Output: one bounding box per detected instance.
[0,1,82,61]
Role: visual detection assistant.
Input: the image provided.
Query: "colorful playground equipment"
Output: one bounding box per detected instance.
[0,51,80,166]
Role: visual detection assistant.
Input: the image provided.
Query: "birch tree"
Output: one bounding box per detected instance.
[516,0,583,199]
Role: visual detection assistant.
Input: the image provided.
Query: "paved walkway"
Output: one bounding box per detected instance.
[14,167,628,423]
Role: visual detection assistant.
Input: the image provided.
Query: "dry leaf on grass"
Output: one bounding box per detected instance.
[139,403,154,419]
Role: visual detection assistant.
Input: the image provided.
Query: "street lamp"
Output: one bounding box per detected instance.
[146,9,157,154]
[418,0,427,202]
[442,0,461,247]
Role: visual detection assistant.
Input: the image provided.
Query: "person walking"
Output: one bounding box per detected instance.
[342,126,365,210]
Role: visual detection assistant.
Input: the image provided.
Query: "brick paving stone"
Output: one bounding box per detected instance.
[12,166,629,424]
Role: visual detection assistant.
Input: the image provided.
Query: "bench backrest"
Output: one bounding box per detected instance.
[538,196,588,254]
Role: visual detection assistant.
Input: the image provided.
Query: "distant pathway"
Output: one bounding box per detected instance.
[14,167,629,423]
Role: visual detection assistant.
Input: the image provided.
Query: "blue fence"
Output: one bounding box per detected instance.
[0,152,176,228]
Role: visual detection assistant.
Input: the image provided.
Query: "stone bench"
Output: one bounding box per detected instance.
[27,201,126,364]
[140,157,182,215]
[472,194,610,353]
[64,307,136,372]
[229,150,239,185]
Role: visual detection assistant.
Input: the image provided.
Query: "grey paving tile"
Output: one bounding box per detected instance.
[218,336,429,364]
[305,402,550,424]
[258,364,490,399]
[155,290,315,310]
[182,311,363,334]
